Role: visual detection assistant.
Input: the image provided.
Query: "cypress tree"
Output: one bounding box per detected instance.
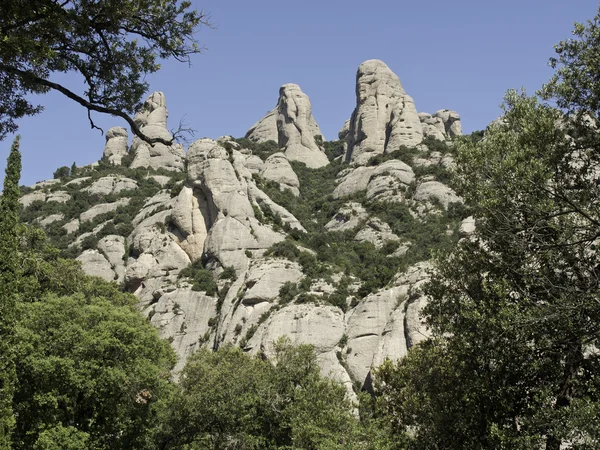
[0,136,22,449]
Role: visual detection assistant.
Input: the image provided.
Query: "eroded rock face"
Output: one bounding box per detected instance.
[325,202,368,232]
[103,127,129,164]
[344,60,423,166]
[354,217,400,248]
[246,84,329,168]
[246,109,278,144]
[433,109,462,138]
[413,181,462,209]
[260,153,300,196]
[84,176,138,196]
[147,288,217,373]
[130,92,185,171]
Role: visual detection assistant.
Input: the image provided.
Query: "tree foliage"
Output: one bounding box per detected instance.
[0,136,21,449]
[374,12,600,448]
[0,0,209,141]
[159,339,366,449]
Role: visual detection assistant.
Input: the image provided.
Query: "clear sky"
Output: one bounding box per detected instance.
[2,0,599,186]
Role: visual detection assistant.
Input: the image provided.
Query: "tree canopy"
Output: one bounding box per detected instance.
[0,0,209,142]
[373,10,600,449]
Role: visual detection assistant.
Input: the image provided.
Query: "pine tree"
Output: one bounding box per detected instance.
[0,136,21,449]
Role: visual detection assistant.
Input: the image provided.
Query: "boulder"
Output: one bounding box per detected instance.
[103,127,129,164]
[332,166,374,199]
[246,108,278,143]
[260,153,300,196]
[147,288,217,373]
[76,250,115,281]
[325,202,368,232]
[97,235,126,282]
[432,109,462,137]
[46,191,71,203]
[242,258,303,305]
[37,214,64,227]
[354,217,400,248]
[84,176,138,196]
[79,198,130,223]
[413,181,462,209]
[19,191,47,207]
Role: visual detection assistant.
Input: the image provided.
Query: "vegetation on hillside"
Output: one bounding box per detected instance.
[5,4,600,449]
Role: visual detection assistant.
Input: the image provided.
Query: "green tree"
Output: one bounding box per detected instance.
[0,136,21,449]
[160,339,365,449]
[0,0,209,142]
[377,93,600,447]
[13,292,177,449]
[374,10,600,447]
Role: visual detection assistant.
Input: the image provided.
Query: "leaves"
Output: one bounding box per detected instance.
[0,0,209,141]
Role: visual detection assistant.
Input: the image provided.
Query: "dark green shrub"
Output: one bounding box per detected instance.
[265,240,301,260]
[219,266,237,281]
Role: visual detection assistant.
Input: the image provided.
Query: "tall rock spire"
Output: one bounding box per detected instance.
[344,60,424,165]
[246,84,329,168]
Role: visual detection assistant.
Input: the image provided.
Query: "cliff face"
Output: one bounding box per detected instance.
[20,61,469,393]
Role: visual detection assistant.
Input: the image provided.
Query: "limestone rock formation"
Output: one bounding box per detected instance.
[433,109,462,137]
[246,109,278,143]
[413,181,462,209]
[83,176,138,196]
[103,127,129,164]
[20,190,71,207]
[80,198,130,223]
[246,84,329,168]
[20,62,469,389]
[325,202,368,232]
[130,92,185,171]
[260,153,300,196]
[344,60,423,166]
[354,217,400,248]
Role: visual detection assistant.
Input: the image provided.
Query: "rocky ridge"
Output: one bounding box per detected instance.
[20,60,473,396]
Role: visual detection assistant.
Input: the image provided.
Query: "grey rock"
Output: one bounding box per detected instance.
[76,250,115,281]
[459,216,476,237]
[244,155,265,174]
[147,288,217,373]
[242,258,303,305]
[103,127,129,165]
[37,214,64,227]
[147,175,172,187]
[80,198,130,223]
[29,179,61,190]
[246,84,329,168]
[325,202,368,232]
[354,217,400,248]
[84,176,138,195]
[246,108,278,144]
[433,109,462,137]
[63,218,80,234]
[344,60,423,166]
[260,153,300,196]
[130,92,185,171]
[46,191,71,203]
[332,166,374,199]
[97,235,126,282]
[277,84,329,168]
[19,191,47,207]
[413,181,462,209]
[64,177,91,187]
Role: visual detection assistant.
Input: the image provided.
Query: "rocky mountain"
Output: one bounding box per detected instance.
[19,59,472,396]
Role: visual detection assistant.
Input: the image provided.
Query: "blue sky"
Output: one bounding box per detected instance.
[2,0,598,186]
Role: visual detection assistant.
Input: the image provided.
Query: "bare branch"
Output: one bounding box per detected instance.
[0,63,174,147]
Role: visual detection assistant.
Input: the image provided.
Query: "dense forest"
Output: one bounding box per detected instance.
[2,2,600,449]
